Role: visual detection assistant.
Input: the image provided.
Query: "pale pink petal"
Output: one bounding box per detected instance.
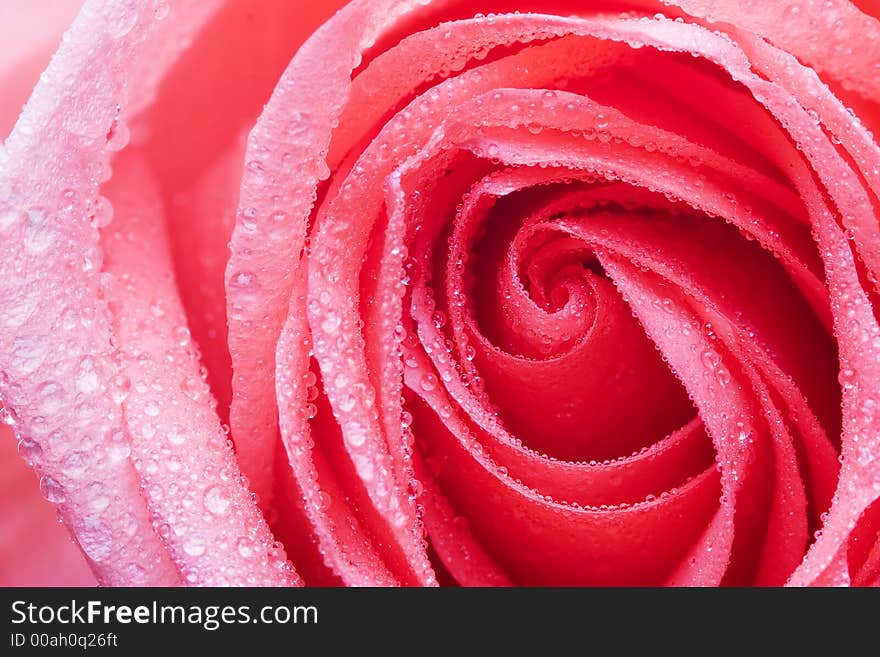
[0,0,179,585]
[101,151,299,586]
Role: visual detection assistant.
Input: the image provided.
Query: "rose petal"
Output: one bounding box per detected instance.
[101,150,300,586]
[662,0,880,100]
[0,0,179,585]
[224,0,421,510]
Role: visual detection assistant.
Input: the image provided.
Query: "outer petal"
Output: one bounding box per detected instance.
[0,0,179,585]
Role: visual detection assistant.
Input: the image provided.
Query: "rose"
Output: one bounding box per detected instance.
[1,0,879,587]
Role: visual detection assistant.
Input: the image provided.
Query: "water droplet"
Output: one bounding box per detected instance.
[700,349,721,373]
[169,326,190,348]
[410,478,425,499]
[345,421,367,447]
[23,207,55,253]
[306,403,318,419]
[111,374,131,404]
[238,207,258,231]
[17,437,42,464]
[183,535,206,557]
[40,476,66,503]
[237,537,254,558]
[153,1,170,20]
[230,270,257,289]
[321,312,341,334]
[108,430,131,461]
[62,450,89,478]
[180,376,202,400]
[857,444,874,467]
[203,485,231,515]
[120,511,138,536]
[167,424,185,445]
[106,119,130,152]
[79,518,112,562]
[86,482,111,512]
[107,1,139,38]
[0,406,18,426]
[76,356,100,393]
[352,454,374,481]
[11,336,46,374]
[419,373,437,392]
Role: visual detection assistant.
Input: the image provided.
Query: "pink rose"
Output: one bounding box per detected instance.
[1,0,879,586]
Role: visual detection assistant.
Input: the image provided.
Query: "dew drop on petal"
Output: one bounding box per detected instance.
[0,406,18,427]
[182,535,206,557]
[23,207,55,253]
[90,196,114,228]
[106,119,130,152]
[345,421,367,447]
[108,430,131,461]
[153,0,170,20]
[40,476,66,503]
[111,374,131,404]
[17,437,42,464]
[173,326,191,347]
[420,373,438,392]
[107,1,139,38]
[76,356,100,393]
[237,537,254,559]
[203,485,231,515]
